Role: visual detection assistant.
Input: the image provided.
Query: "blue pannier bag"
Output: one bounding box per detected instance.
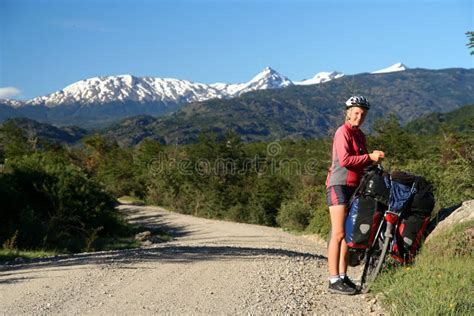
[345,196,383,249]
[388,180,417,213]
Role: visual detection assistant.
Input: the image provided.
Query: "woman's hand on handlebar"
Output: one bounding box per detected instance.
[369,150,385,162]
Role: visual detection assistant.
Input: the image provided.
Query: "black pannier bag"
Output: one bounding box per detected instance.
[345,196,383,249]
[347,248,366,267]
[390,170,417,187]
[358,165,390,206]
[411,177,435,216]
[391,175,435,263]
[410,191,435,216]
[391,212,431,263]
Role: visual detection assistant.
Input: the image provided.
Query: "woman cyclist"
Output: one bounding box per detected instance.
[326,96,385,295]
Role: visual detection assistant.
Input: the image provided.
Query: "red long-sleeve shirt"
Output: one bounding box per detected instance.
[326,121,372,188]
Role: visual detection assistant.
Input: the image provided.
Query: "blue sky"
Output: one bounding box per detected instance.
[1,0,472,100]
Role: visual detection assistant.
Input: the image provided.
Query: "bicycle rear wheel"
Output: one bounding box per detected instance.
[360,234,391,293]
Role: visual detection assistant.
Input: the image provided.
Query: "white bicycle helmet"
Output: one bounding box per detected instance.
[345,96,371,110]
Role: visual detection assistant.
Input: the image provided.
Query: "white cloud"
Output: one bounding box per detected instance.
[0,87,22,98]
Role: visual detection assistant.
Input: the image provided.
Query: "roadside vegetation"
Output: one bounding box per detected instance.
[0,108,472,270]
[371,220,473,315]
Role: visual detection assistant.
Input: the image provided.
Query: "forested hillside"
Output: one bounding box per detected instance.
[1,111,472,252]
[103,68,474,145]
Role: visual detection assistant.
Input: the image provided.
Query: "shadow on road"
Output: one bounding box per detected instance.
[0,245,327,275]
[120,206,192,239]
[1,205,327,281]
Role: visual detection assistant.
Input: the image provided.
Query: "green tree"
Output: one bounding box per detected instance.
[247,174,292,226]
[369,114,419,167]
[0,151,125,252]
[134,138,162,170]
[133,139,163,199]
[466,31,474,55]
[81,134,141,197]
[0,121,34,160]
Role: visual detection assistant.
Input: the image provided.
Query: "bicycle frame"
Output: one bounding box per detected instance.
[360,207,406,293]
[381,210,401,238]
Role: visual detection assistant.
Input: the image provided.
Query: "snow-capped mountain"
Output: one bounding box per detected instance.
[294,71,345,85]
[3,67,296,108]
[1,99,24,108]
[371,62,407,74]
[209,67,292,97]
[0,63,411,109]
[236,67,293,94]
[28,75,225,108]
[0,63,410,127]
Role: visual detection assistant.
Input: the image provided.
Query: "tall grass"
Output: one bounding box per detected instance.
[371,220,473,315]
[0,249,59,262]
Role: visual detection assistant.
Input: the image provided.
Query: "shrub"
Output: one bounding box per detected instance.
[247,174,292,226]
[423,220,473,258]
[302,185,331,239]
[0,151,127,252]
[306,203,331,239]
[277,200,312,231]
[81,134,144,198]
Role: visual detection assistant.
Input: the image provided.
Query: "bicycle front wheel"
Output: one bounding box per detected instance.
[360,234,391,293]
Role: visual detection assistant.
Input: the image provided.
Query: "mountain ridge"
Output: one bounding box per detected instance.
[2,100,473,147]
[1,62,408,110]
[1,66,471,130]
[0,66,317,108]
[100,68,474,146]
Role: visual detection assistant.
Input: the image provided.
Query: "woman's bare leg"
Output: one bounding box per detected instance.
[339,238,348,274]
[328,205,347,277]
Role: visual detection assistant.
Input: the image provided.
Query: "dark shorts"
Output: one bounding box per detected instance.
[326,185,356,207]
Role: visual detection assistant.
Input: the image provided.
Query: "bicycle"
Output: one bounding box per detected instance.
[358,171,419,293]
[327,164,431,293]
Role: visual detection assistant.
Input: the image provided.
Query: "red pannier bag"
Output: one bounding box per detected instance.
[391,179,435,263]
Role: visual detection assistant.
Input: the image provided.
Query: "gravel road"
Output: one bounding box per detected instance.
[0,205,384,314]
